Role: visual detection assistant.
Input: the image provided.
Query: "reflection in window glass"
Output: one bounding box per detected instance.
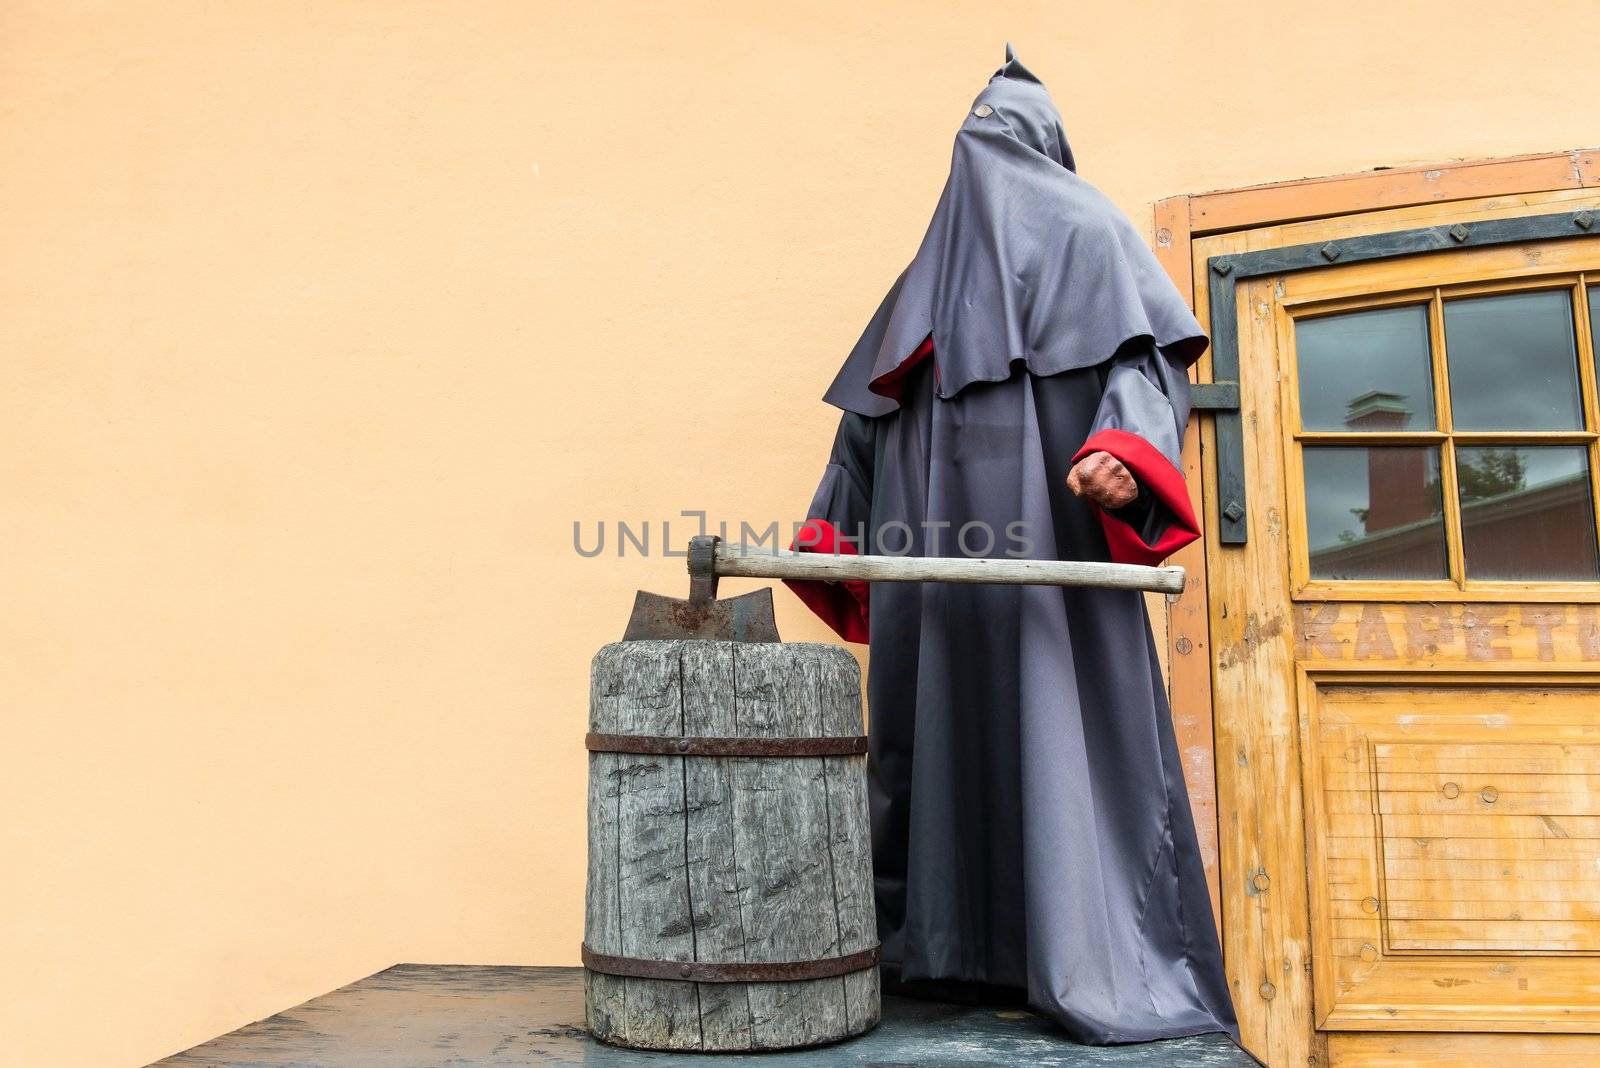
[1296,306,1436,431]
[1445,291,1582,430]
[1592,286,1600,380]
[1305,446,1446,580]
[1457,445,1600,580]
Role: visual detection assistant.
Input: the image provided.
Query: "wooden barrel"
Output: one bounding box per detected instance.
[583,639,880,1051]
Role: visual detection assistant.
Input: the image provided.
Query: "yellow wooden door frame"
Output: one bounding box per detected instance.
[1152,149,1600,1067]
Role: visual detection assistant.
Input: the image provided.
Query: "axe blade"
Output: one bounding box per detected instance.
[622,587,782,643]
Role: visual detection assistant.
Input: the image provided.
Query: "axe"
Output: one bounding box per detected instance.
[623,535,1186,642]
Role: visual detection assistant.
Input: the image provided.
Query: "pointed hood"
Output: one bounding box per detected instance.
[823,47,1205,418]
[973,44,1075,170]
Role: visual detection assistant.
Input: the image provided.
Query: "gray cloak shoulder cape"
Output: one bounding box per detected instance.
[786,48,1238,1045]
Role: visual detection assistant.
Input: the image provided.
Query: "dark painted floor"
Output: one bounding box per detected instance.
[152,965,1258,1067]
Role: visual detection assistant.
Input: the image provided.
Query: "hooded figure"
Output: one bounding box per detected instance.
[785,48,1238,1044]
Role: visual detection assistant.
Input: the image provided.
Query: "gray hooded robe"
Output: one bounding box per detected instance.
[785,49,1238,1045]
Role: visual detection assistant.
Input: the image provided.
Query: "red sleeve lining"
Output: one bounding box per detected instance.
[783,518,870,643]
[1072,428,1200,566]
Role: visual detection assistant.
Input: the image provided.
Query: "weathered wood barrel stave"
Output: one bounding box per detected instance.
[584,639,880,1051]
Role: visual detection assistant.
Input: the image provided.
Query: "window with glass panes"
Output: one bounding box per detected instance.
[1292,279,1600,584]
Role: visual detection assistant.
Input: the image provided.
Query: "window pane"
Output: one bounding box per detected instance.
[1304,446,1447,580]
[1445,291,1582,430]
[1457,445,1599,580]
[1296,305,1435,431]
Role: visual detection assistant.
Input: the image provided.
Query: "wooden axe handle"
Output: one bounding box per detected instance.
[711,541,1185,595]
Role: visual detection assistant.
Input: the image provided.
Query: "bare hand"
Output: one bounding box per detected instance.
[1067,451,1138,509]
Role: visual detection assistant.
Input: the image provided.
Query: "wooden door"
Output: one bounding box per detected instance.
[1194,190,1600,1067]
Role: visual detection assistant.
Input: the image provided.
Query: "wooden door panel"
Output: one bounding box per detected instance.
[1329,1032,1600,1067]
[1305,677,1600,1028]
